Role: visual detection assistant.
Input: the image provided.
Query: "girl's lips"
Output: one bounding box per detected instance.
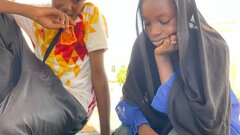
[151,32,177,47]
[152,39,165,46]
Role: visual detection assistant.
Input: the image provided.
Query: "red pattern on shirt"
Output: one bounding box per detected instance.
[54,15,88,64]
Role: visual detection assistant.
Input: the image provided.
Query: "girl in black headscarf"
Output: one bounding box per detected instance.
[114,0,240,135]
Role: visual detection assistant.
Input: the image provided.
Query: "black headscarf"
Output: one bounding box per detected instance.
[123,0,231,134]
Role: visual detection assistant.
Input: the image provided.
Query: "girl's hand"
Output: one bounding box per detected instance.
[154,34,178,56]
[138,124,159,135]
[34,7,75,29]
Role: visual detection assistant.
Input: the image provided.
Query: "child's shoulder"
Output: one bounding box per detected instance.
[82,2,99,12]
[83,2,96,7]
[82,2,101,15]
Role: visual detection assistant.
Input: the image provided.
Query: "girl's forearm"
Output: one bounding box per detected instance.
[0,0,37,20]
[155,55,174,84]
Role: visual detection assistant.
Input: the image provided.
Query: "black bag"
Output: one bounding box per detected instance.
[0,14,87,135]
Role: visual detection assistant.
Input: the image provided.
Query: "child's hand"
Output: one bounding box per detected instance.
[34,7,75,29]
[138,124,159,135]
[154,34,178,56]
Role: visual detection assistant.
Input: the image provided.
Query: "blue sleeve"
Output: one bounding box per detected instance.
[230,90,240,135]
[115,99,149,135]
[151,72,178,114]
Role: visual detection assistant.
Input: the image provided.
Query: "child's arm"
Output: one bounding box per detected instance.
[154,35,178,84]
[138,124,158,135]
[0,0,74,29]
[89,50,110,135]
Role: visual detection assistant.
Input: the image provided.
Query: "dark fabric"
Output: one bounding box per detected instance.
[0,14,87,135]
[168,0,231,135]
[123,32,171,134]
[122,0,231,135]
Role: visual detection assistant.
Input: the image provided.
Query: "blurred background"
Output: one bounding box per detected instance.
[13,0,240,134]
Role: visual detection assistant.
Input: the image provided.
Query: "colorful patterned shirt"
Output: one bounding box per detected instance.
[14,2,108,118]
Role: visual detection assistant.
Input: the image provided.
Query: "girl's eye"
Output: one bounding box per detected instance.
[144,21,150,26]
[159,19,170,25]
[145,22,150,26]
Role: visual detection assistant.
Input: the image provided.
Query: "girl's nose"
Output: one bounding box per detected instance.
[149,23,162,37]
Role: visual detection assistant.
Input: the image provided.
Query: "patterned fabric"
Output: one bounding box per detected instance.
[13,2,108,118]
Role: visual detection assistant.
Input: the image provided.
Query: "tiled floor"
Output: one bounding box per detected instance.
[76,132,99,135]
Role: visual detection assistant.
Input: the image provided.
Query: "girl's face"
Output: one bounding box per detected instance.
[141,0,177,46]
[52,0,85,18]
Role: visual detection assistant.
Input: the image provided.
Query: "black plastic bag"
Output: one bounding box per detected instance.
[0,14,87,135]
